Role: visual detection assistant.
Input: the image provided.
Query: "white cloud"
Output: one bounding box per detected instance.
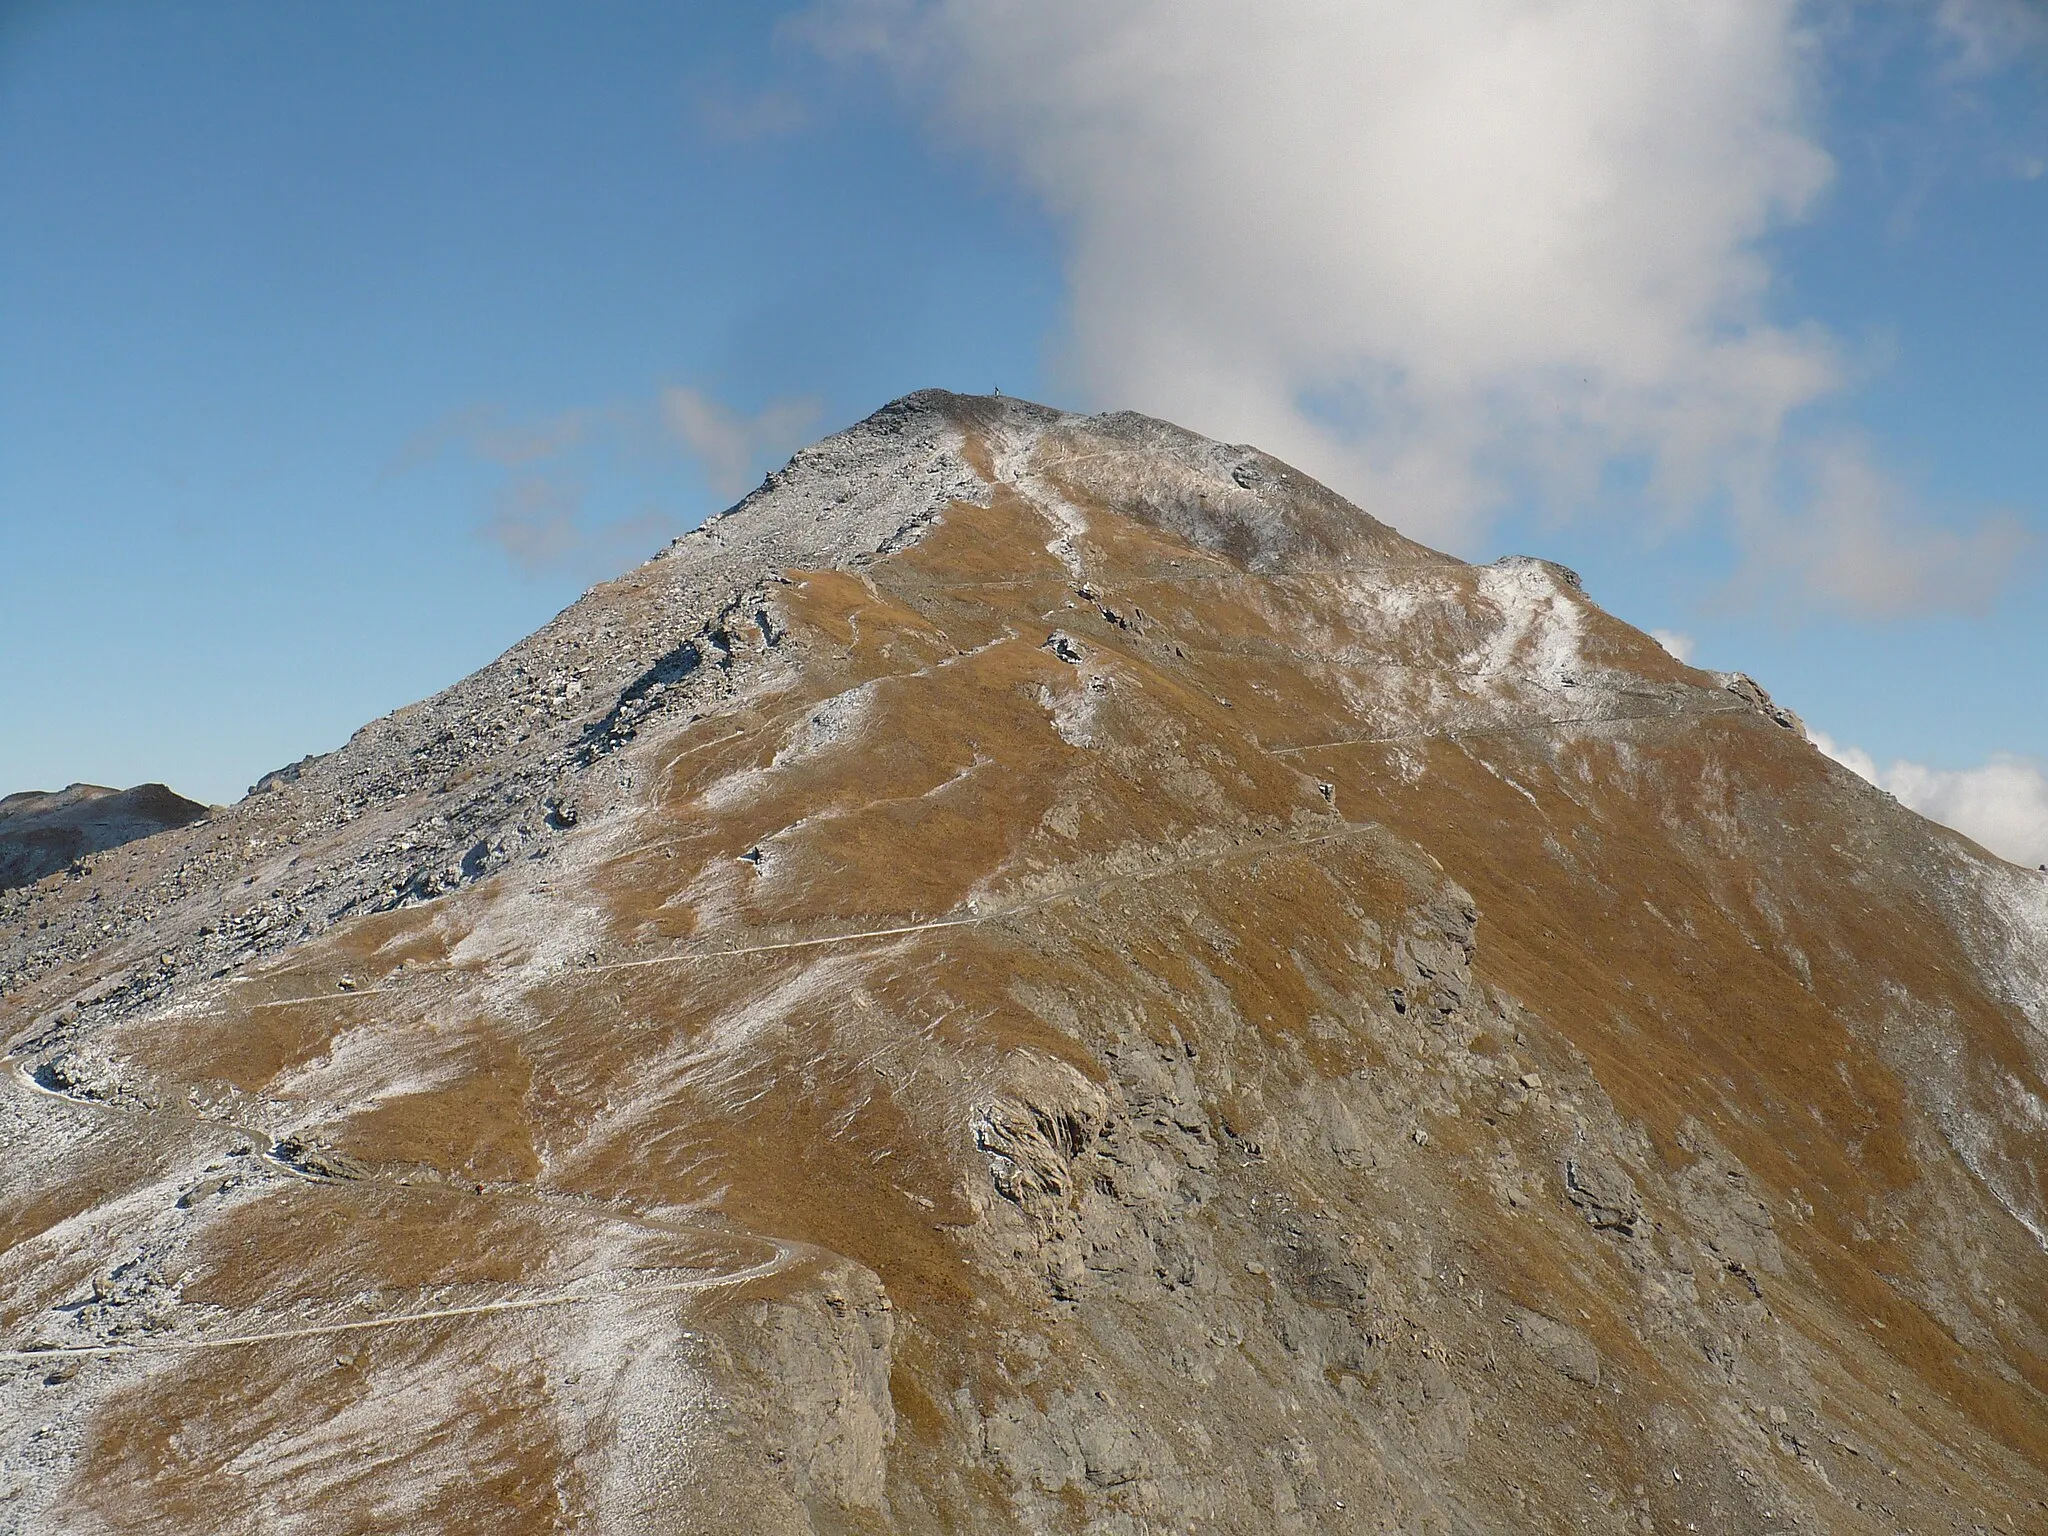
[1651,630,1697,664]
[660,387,822,500]
[807,0,2030,615]
[1812,731,2048,868]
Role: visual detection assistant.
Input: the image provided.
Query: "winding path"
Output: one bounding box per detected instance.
[1,1058,810,1366]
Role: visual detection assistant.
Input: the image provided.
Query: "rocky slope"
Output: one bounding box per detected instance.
[2,391,2046,1534]
[0,785,210,893]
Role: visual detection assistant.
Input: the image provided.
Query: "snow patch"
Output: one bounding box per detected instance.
[1038,679,1105,749]
[986,416,1092,577]
[697,682,880,813]
[1468,558,1587,687]
[771,684,878,769]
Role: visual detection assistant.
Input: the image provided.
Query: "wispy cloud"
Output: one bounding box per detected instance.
[396,384,825,581]
[659,386,821,499]
[482,477,580,572]
[1733,436,2036,619]
[806,1,2033,618]
[1935,0,2048,77]
[1813,731,2048,868]
[480,476,677,580]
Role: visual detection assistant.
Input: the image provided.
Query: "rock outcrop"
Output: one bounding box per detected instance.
[3,391,2046,1533]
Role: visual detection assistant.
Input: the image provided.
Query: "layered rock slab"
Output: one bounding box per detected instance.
[3,392,2047,1533]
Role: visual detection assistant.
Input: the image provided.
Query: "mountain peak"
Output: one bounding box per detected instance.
[4,396,2045,1534]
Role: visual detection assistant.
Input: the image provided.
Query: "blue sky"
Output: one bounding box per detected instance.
[1,2,2043,857]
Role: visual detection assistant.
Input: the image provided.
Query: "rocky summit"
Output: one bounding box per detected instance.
[3,391,2046,1535]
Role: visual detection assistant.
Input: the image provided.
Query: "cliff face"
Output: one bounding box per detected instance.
[3,392,2046,1534]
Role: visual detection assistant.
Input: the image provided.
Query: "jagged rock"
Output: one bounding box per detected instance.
[269,1135,370,1182]
[1718,670,1805,734]
[1564,1151,1643,1234]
